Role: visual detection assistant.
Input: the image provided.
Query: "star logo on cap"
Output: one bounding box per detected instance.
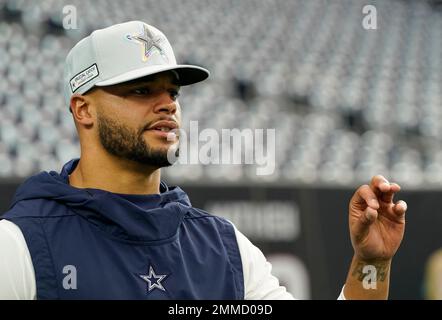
[139,265,168,292]
[126,25,168,62]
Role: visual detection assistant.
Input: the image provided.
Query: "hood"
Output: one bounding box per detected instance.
[10,159,192,243]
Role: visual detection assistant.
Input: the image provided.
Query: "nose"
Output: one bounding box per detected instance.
[153,91,177,115]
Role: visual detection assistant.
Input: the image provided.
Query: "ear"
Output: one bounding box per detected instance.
[70,94,95,127]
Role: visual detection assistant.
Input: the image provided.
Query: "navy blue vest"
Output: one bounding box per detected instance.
[2,159,244,299]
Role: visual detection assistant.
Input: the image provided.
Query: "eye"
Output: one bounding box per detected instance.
[131,87,151,95]
[169,90,180,101]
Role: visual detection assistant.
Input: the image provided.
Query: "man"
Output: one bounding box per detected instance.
[0,21,407,299]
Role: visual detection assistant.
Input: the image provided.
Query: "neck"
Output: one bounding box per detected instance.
[69,148,161,195]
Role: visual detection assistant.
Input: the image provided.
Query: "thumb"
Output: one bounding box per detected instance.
[364,207,378,224]
[352,207,378,241]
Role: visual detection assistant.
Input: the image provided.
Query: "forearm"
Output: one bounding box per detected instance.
[343,255,391,300]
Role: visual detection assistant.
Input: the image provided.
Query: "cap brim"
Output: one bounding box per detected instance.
[95,64,209,87]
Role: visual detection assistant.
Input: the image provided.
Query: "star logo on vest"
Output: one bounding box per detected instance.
[139,265,168,292]
[126,25,168,62]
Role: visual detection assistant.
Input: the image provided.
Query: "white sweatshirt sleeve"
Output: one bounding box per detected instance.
[338,286,346,300]
[0,219,36,300]
[232,224,295,300]
[232,223,346,300]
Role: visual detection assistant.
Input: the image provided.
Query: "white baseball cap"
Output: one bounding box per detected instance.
[63,21,209,106]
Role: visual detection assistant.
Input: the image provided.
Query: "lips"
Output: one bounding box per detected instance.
[147,120,178,132]
[144,120,179,140]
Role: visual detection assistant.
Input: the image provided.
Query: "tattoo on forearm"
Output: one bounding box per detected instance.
[351,262,389,282]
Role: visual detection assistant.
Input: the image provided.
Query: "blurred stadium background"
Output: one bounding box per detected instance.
[1,0,442,299]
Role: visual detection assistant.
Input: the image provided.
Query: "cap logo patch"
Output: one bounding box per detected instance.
[70,63,99,93]
[126,25,168,62]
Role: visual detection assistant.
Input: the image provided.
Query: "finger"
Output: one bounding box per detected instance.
[381,183,401,203]
[369,175,391,195]
[355,185,380,210]
[390,183,401,193]
[393,200,407,218]
[369,175,401,203]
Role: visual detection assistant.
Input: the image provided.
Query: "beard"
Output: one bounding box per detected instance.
[96,112,178,168]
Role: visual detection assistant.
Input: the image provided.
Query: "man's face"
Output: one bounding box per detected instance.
[88,71,181,168]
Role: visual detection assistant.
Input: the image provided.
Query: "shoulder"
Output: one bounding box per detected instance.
[184,207,235,229]
[183,209,248,246]
[3,198,70,220]
[0,219,36,299]
[0,219,27,247]
[182,208,241,252]
[0,219,32,257]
